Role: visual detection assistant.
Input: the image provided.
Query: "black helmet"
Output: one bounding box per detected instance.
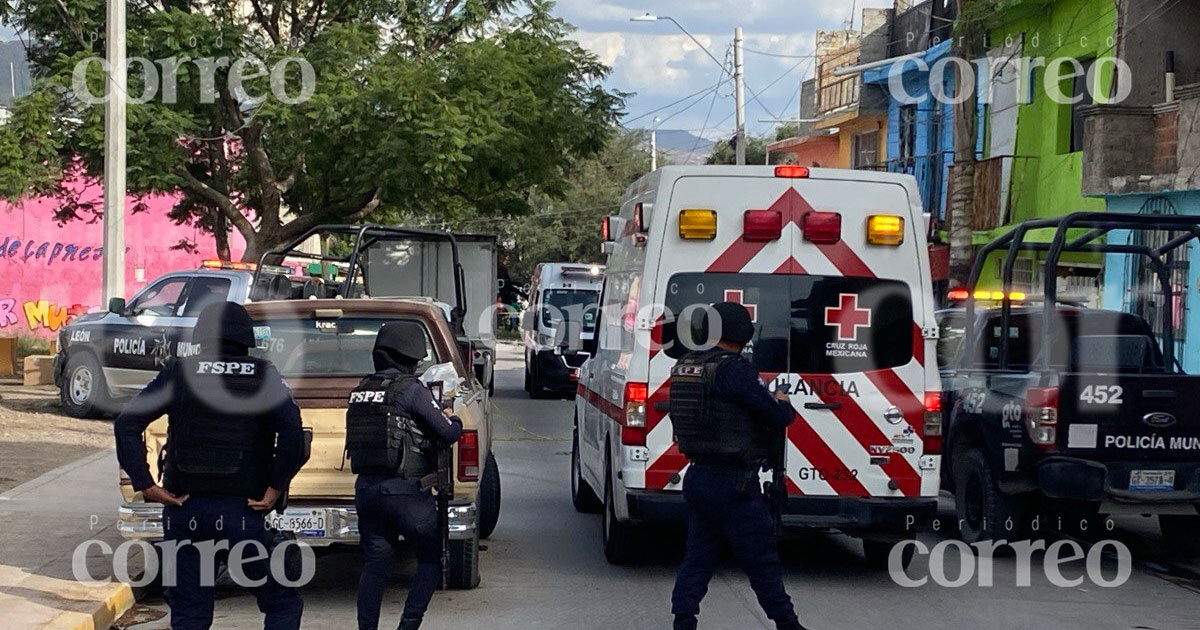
[194,301,256,349]
[373,321,428,371]
[710,301,755,346]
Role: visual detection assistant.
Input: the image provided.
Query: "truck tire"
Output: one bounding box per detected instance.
[602,461,638,565]
[478,452,502,539]
[862,538,915,571]
[953,448,1029,543]
[527,365,547,399]
[446,535,481,589]
[1159,515,1200,557]
[572,419,602,513]
[60,352,112,419]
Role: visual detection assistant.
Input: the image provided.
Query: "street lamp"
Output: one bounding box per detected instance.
[631,13,746,165]
[650,116,661,172]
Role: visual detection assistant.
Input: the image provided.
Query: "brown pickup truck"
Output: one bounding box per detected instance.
[116,297,501,589]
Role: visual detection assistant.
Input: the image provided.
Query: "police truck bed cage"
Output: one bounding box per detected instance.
[251,224,468,332]
[965,212,1200,370]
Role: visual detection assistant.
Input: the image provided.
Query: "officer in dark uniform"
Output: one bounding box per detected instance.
[347,321,463,630]
[669,302,809,630]
[114,301,306,630]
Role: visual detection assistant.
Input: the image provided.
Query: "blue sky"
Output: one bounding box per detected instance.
[552,0,893,138]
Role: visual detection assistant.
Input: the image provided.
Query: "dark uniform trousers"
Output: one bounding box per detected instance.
[355,477,442,630]
[163,495,303,630]
[671,464,796,623]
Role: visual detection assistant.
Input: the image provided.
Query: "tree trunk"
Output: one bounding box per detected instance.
[214,211,231,262]
[948,0,981,288]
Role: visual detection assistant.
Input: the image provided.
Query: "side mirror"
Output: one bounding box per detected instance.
[108,297,127,315]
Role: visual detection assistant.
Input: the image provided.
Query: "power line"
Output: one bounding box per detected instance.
[623,80,729,126]
[742,47,818,59]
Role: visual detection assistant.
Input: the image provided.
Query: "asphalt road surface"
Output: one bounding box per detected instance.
[124,345,1200,630]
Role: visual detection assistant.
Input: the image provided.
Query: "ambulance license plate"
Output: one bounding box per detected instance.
[266,509,327,537]
[1130,470,1175,491]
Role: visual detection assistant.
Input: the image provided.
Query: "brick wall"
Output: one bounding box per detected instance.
[1154,109,1179,175]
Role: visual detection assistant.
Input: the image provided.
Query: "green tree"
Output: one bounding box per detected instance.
[705,134,767,166]
[0,1,623,261]
[488,129,649,285]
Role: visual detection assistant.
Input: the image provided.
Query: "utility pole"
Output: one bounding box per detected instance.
[103,0,127,305]
[650,116,660,171]
[734,26,746,166]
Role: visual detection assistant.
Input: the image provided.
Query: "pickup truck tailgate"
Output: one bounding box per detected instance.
[1058,374,1200,461]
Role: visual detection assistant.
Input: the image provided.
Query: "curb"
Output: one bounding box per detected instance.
[44,581,136,630]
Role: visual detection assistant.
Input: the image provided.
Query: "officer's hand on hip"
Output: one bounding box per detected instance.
[248,487,282,512]
[143,485,189,507]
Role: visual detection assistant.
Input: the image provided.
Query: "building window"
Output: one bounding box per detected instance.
[852,130,879,169]
[1065,57,1095,154]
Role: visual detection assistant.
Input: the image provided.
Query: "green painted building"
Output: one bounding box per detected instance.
[972,0,1117,293]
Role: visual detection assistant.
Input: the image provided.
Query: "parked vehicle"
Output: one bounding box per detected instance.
[522,262,603,398]
[115,225,502,588]
[573,165,942,567]
[940,212,1200,554]
[54,262,268,417]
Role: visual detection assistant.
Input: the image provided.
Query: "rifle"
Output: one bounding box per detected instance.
[436,446,453,590]
[764,424,788,535]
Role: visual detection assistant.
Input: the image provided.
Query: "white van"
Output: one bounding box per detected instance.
[522,262,604,398]
[572,165,942,566]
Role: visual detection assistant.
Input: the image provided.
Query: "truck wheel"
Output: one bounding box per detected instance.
[527,366,546,399]
[1159,515,1200,557]
[478,452,502,539]
[602,463,638,565]
[862,538,915,571]
[572,420,602,513]
[953,448,1029,543]
[446,535,481,589]
[60,352,111,419]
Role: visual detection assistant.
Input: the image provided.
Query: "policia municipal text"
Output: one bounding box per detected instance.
[670,302,811,630]
[114,302,308,630]
[346,321,464,630]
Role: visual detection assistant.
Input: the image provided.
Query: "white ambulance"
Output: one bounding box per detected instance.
[522,262,604,398]
[572,165,942,566]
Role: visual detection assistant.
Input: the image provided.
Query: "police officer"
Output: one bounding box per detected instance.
[669,302,809,630]
[348,321,463,630]
[114,301,306,630]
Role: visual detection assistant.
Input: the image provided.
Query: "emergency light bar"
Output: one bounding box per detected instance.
[202,259,256,271]
[947,288,1026,302]
[774,165,810,178]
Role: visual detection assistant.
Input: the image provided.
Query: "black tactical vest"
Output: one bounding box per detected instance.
[163,356,277,498]
[670,349,770,466]
[344,373,433,477]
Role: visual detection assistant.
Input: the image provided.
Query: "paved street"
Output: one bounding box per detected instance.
[104,344,1200,629]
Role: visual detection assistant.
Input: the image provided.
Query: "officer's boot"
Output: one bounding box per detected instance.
[775,614,810,630]
[398,617,422,630]
[673,614,698,630]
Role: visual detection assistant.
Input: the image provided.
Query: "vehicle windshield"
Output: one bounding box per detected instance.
[542,289,600,332]
[662,273,914,374]
[972,310,1169,373]
[249,317,437,376]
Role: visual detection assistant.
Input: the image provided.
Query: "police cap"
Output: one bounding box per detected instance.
[194,301,256,349]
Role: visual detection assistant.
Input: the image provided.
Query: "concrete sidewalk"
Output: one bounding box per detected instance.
[0,449,138,629]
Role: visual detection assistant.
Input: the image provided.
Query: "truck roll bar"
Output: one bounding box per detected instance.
[965,212,1200,371]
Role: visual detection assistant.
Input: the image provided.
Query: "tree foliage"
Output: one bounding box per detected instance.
[487,129,649,286]
[0,0,624,260]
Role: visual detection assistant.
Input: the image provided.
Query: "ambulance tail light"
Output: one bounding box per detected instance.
[802,211,841,244]
[775,165,810,178]
[1025,387,1059,450]
[743,210,783,242]
[678,209,717,240]
[922,391,943,455]
[866,215,904,246]
[601,216,616,242]
[458,429,480,482]
[634,202,652,233]
[621,382,648,446]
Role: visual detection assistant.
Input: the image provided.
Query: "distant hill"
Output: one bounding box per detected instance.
[627,128,716,166]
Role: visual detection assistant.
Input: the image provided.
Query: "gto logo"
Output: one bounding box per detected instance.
[1142,412,1177,428]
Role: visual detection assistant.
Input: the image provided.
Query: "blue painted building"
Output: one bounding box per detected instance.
[862,40,957,221]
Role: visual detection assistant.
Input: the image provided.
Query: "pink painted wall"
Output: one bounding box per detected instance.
[0,185,244,338]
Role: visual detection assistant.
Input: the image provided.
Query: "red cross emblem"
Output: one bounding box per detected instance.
[824,293,871,341]
[723,289,757,322]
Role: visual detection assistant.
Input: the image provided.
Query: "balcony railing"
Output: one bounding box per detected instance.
[816,74,859,116]
[855,153,948,218]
